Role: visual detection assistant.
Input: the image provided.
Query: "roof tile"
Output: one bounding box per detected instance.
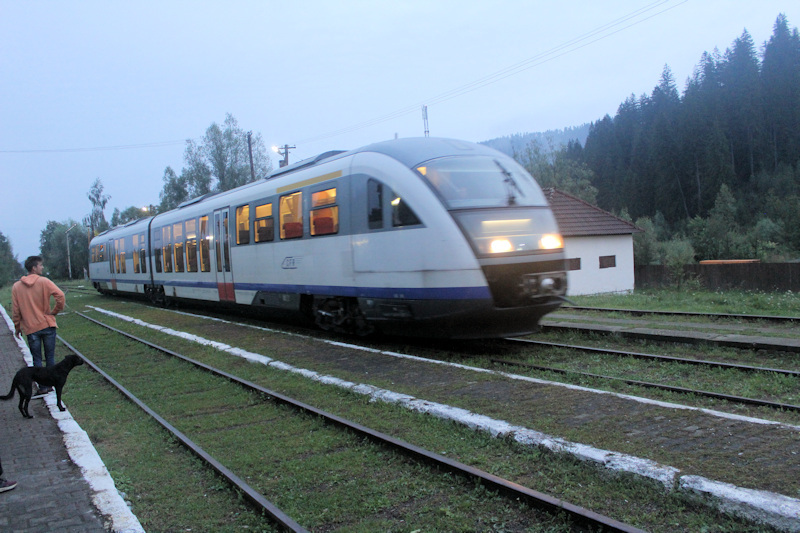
[546,189,642,237]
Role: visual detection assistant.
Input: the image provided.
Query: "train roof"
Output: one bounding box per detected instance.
[265,137,502,181]
[354,137,503,168]
[91,137,506,244]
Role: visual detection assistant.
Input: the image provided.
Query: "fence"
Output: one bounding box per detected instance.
[635,263,800,292]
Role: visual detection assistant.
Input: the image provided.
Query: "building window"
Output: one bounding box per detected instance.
[599,255,616,269]
[567,258,581,271]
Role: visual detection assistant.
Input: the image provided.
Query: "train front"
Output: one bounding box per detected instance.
[407,142,567,337]
[360,139,567,338]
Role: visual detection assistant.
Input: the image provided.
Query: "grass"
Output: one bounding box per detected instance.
[568,287,800,316]
[0,282,790,531]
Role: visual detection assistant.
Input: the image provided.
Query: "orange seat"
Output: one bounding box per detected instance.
[284,222,303,239]
[313,216,335,235]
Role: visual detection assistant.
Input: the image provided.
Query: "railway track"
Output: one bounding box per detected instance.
[560,305,800,324]
[541,313,800,353]
[504,337,800,376]
[62,311,646,533]
[82,296,800,420]
[50,298,800,530]
[496,335,800,415]
[492,357,800,413]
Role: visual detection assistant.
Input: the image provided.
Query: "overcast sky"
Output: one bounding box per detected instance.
[1,1,798,262]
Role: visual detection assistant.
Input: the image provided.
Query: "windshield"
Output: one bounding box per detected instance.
[416,155,548,209]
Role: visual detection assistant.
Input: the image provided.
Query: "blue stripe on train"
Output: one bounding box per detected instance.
[92,278,491,300]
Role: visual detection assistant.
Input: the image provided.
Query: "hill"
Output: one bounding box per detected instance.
[480,124,591,157]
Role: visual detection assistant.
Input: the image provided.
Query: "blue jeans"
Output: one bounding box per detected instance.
[26,327,56,368]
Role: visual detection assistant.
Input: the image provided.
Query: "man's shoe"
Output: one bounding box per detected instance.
[33,387,53,397]
[0,478,17,493]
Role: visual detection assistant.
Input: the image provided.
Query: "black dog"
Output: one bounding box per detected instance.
[1,354,84,418]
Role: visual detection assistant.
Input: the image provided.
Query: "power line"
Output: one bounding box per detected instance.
[0,1,686,154]
[296,0,686,144]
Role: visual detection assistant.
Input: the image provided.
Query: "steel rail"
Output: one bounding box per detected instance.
[56,335,308,533]
[559,305,800,323]
[538,322,800,353]
[504,337,800,377]
[73,311,646,533]
[492,358,800,413]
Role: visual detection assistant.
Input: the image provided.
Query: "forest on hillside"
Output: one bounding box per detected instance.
[515,14,800,265]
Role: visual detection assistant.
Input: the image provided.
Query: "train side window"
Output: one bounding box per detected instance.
[162,226,173,273]
[173,222,185,272]
[132,235,140,273]
[391,191,421,227]
[222,211,231,272]
[254,203,274,243]
[279,192,303,239]
[367,179,383,230]
[199,215,211,272]
[311,188,338,236]
[215,216,223,272]
[97,244,104,263]
[116,238,126,274]
[185,218,198,272]
[236,205,250,245]
[311,206,338,236]
[139,233,147,274]
[154,230,163,273]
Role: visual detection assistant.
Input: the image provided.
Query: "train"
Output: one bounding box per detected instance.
[89,137,567,338]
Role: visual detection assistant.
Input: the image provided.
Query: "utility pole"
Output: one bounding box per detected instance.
[65,223,77,279]
[422,105,429,137]
[273,144,295,168]
[247,131,256,181]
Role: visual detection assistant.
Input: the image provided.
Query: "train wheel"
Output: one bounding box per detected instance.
[146,286,167,307]
[313,297,374,336]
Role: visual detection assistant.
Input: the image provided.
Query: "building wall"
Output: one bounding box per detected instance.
[563,234,635,295]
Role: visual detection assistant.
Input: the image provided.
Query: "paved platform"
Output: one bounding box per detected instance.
[0,307,143,533]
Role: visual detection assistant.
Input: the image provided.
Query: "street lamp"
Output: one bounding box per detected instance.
[65,223,77,279]
[272,144,295,168]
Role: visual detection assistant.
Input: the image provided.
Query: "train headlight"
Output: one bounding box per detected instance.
[489,238,513,253]
[539,234,563,250]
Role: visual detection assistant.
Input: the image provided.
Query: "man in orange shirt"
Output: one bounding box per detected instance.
[11,255,65,395]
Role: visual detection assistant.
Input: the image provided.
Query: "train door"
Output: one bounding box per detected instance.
[107,238,117,291]
[213,208,235,302]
